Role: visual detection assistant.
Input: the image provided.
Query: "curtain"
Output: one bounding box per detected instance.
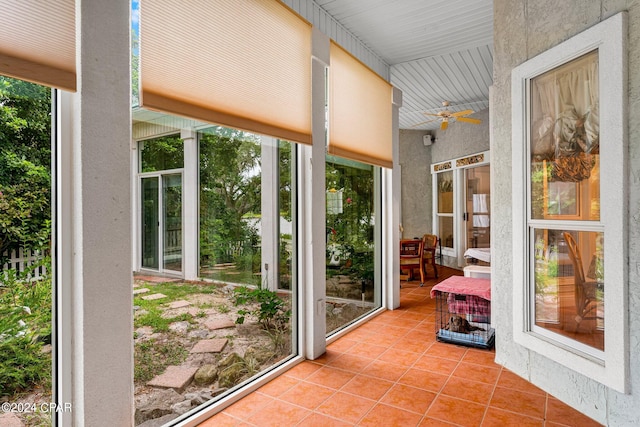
[531,51,599,181]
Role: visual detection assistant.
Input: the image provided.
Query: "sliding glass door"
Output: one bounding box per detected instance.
[140,173,183,273]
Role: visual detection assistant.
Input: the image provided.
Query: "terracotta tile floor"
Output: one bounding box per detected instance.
[199,268,602,427]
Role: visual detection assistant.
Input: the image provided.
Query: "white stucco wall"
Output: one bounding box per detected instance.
[398,129,433,239]
[492,1,640,425]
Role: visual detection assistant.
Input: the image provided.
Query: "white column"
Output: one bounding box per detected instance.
[57,0,133,425]
[302,26,330,359]
[261,136,279,291]
[386,86,402,309]
[182,129,198,280]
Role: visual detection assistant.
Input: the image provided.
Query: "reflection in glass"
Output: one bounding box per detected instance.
[278,140,294,290]
[199,127,262,285]
[162,174,182,272]
[437,170,453,213]
[465,165,490,250]
[139,134,184,173]
[533,229,604,350]
[438,216,454,249]
[436,170,454,249]
[141,177,159,269]
[325,156,380,336]
[530,51,600,221]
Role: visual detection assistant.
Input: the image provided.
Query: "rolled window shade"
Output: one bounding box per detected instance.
[0,0,76,91]
[328,41,393,168]
[140,0,312,145]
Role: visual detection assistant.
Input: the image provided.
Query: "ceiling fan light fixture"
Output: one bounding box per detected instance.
[412,100,482,129]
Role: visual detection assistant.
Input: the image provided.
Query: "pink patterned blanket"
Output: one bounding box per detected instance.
[430,276,491,301]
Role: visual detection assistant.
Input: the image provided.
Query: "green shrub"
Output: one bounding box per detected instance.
[232,286,290,331]
[0,337,49,397]
[0,258,52,397]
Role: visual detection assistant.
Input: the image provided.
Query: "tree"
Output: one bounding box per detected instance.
[199,129,261,265]
[0,77,51,257]
[278,141,292,221]
[131,28,140,107]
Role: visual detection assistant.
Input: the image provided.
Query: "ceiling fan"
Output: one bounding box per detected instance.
[414,101,482,130]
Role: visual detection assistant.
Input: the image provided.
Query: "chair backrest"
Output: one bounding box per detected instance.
[563,232,585,284]
[422,234,438,250]
[400,239,423,257]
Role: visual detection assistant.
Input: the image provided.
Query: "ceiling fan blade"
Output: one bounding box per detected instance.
[411,118,440,127]
[451,109,474,117]
[456,117,482,124]
[440,120,449,131]
[422,112,443,117]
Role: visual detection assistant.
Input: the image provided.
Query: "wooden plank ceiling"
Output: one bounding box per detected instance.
[315,0,494,130]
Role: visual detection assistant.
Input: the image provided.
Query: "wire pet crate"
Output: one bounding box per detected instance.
[434,290,494,349]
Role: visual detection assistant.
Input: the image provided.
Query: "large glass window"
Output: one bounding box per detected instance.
[278,140,294,291]
[138,135,184,274]
[199,127,262,285]
[132,114,298,424]
[325,155,381,336]
[0,77,53,424]
[140,134,184,172]
[436,170,454,250]
[528,51,603,353]
[512,14,627,391]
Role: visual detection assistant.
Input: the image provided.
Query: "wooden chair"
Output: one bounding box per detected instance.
[400,239,424,285]
[563,232,601,328]
[421,234,439,279]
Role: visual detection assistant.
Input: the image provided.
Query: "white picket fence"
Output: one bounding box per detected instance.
[1,247,48,284]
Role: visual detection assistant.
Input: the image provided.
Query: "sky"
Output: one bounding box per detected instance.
[132,0,140,36]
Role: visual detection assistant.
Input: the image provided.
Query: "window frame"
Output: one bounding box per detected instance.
[511,12,628,393]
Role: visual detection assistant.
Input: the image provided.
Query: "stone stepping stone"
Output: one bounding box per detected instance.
[204,319,236,330]
[133,288,150,295]
[142,293,167,301]
[190,338,227,354]
[167,300,191,309]
[147,366,198,392]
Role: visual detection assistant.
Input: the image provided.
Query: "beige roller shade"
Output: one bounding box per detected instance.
[140,0,312,145]
[0,0,76,91]
[328,42,393,168]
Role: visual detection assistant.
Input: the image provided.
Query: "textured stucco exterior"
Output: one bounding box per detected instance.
[492,1,640,425]
[398,129,432,239]
[398,110,490,241]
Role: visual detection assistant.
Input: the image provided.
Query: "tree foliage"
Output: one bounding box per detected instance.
[325,159,375,250]
[0,77,51,256]
[199,129,261,264]
[140,134,184,172]
[278,141,292,221]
